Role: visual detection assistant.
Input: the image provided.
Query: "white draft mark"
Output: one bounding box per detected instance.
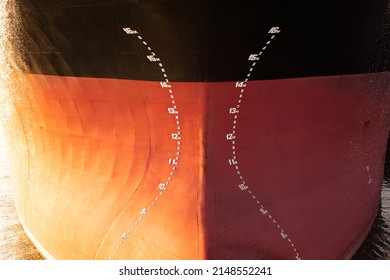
[226,27,301,260]
[109,27,182,260]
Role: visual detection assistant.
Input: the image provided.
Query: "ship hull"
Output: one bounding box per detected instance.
[0,0,389,259]
[3,72,389,259]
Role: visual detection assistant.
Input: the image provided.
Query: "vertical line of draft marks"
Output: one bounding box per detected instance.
[108,27,182,260]
[226,26,301,260]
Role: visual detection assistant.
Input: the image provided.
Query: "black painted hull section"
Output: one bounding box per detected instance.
[12,0,390,81]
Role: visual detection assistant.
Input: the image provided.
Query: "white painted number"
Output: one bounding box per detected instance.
[147,55,161,62]
[226,133,235,140]
[123,27,138,34]
[248,54,260,61]
[168,108,178,114]
[268,27,281,34]
[229,108,239,114]
[168,158,178,165]
[239,184,248,190]
[160,82,171,88]
[235,81,247,88]
[172,133,181,140]
[260,208,268,215]
[140,208,147,215]
[229,159,238,165]
[158,183,166,190]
